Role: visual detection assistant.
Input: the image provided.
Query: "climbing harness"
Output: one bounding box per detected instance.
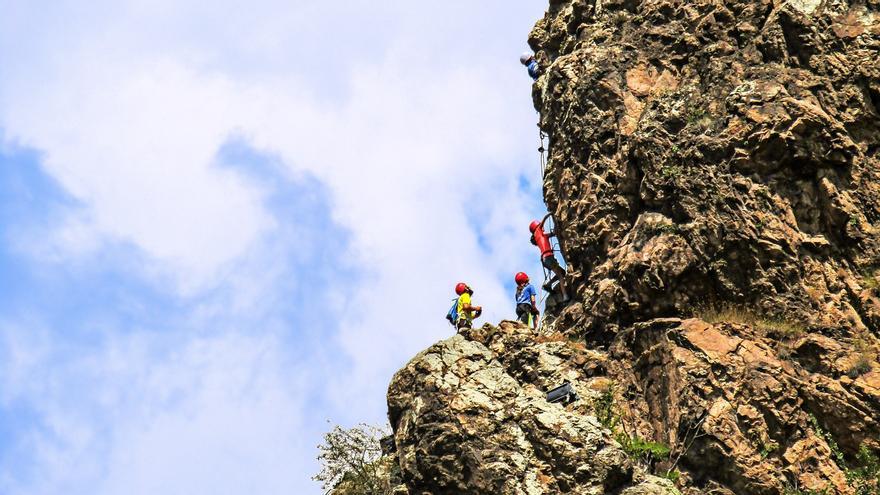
[538,214,553,296]
[536,213,571,322]
[537,214,563,284]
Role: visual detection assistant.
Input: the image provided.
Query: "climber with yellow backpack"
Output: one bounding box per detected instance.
[514,272,540,328]
[446,282,482,330]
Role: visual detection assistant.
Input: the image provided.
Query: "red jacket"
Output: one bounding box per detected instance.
[531,226,554,259]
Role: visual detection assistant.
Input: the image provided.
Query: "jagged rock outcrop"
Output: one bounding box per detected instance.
[378,1,880,494]
[387,322,679,495]
[607,318,879,493]
[526,0,880,492]
[530,0,880,343]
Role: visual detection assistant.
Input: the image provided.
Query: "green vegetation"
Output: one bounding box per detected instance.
[661,164,683,179]
[848,357,873,379]
[615,431,672,464]
[755,218,768,234]
[685,104,712,129]
[848,335,877,379]
[759,319,807,339]
[760,441,779,459]
[848,445,880,495]
[810,414,847,466]
[594,386,619,432]
[314,423,395,495]
[859,267,880,291]
[849,214,861,228]
[647,222,682,236]
[686,106,707,123]
[661,469,681,484]
[592,386,678,482]
[696,304,806,339]
[810,415,880,495]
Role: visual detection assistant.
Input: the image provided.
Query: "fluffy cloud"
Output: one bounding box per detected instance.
[0,1,550,492]
[0,321,316,495]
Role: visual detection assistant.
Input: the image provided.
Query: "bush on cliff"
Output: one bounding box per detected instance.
[313,423,393,495]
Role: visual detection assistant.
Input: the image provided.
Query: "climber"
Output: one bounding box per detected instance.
[455,282,482,330]
[514,272,540,328]
[530,219,570,302]
[520,52,540,80]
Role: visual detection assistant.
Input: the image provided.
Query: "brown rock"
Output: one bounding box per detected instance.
[379,1,880,493]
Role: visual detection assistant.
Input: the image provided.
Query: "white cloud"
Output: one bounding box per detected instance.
[0,0,551,492]
[2,60,274,293]
[0,322,315,495]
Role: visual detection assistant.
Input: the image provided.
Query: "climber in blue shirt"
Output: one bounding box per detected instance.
[520,53,540,80]
[514,272,540,328]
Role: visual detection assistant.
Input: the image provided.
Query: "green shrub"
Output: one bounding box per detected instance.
[592,384,675,478]
[810,415,880,495]
[592,386,619,432]
[314,423,393,495]
[848,336,877,379]
[661,164,682,179]
[859,268,879,290]
[662,469,681,483]
[760,442,779,459]
[849,215,861,228]
[615,431,671,465]
[847,445,880,495]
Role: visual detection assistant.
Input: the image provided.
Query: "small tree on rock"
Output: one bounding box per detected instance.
[313,422,392,495]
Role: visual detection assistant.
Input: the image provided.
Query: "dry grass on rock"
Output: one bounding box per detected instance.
[695,305,807,339]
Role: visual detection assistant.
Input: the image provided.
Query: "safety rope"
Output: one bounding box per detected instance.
[536,131,565,324]
[538,130,547,178]
[537,131,551,307]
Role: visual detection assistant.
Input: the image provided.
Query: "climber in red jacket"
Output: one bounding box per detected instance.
[530,219,569,302]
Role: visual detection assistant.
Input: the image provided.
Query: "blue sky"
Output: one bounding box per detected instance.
[0,2,549,493]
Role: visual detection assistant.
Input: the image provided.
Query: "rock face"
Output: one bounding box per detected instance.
[380,1,880,494]
[387,322,678,495]
[608,318,880,494]
[530,0,880,344]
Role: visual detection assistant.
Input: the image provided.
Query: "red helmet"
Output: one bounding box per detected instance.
[515,272,529,284]
[455,282,468,295]
[529,220,542,233]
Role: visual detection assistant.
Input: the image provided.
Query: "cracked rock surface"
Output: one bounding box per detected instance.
[374,0,879,493]
[530,0,880,333]
[386,322,678,495]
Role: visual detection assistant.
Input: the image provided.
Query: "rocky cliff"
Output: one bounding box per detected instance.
[378,1,880,494]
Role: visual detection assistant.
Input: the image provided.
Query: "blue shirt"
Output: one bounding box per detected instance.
[527,61,540,80]
[516,284,537,305]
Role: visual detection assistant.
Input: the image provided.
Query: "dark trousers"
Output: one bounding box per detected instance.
[516,303,535,325]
